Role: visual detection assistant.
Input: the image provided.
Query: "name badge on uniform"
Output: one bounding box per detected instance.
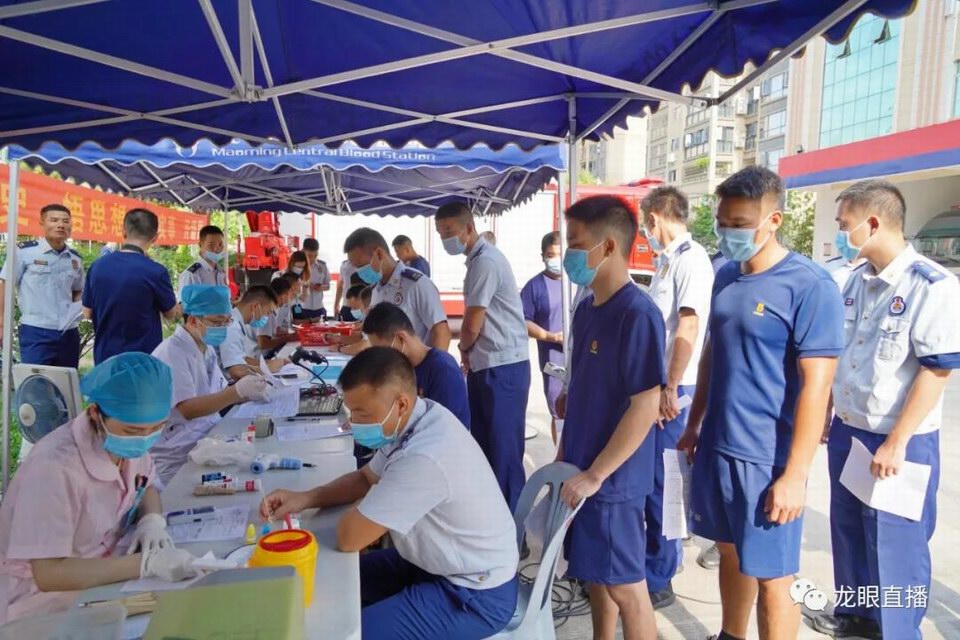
[753,302,765,317]
[889,296,906,316]
[33,259,48,266]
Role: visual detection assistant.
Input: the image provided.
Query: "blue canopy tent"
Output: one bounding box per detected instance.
[0,0,917,486]
[8,139,563,217]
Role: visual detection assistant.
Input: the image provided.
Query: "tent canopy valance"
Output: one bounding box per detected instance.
[9,139,564,217]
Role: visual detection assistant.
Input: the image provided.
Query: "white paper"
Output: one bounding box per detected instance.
[676,394,693,411]
[59,301,84,331]
[839,437,931,521]
[231,384,300,418]
[190,550,241,571]
[662,448,693,540]
[275,419,350,442]
[165,504,250,544]
[121,574,203,593]
[122,614,151,640]
[259,355,280,386]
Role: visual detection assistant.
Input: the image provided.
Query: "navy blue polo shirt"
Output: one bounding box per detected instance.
[562,283,666,501]
[407,255,431,278]
[82,250,177,364]
[699,252,844,466]
[415,348,470,428]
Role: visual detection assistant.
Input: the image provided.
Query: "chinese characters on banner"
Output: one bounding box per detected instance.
[0,164,207,246]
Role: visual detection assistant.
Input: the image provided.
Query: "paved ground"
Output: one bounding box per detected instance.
[512,341,960,640]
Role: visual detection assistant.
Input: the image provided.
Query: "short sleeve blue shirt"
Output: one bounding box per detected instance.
[700,252,844,466]
[407,256,431,278]
[520,272,563,371]
[562,283,666,501]
[415,348,471,428]
[82,251,177,364]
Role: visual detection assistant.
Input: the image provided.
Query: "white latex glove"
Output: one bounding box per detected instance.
[235,375,269,402]
[139,548,201,582]
[126,513,174,555]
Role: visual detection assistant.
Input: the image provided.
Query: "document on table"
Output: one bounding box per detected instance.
[166,504,250,544]
[232,384,300,418]
[840,437,931,521]
[662,448,693,540]
[59,301,84,331]
[275,418,350,442]
[121,574,203,593]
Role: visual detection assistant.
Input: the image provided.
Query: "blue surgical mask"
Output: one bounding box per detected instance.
[351,308,364,321]
[442,235,466,256]
[203,250,225,263]
[835,219,869,262]
[350,401,399,450]
[100,419,163,459]
[641,227,664,253]
[249,316,269,329]
[202,326,228,347]
[562,241,606,287]
[713,214,773,263]
[544,257,561,275]
[357,263,382,285]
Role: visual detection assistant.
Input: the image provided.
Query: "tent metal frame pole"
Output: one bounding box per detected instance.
[480,170,514,217]
[0,0,107,20]
[2,158,20,495]
[714,0,869,105]
[560,97,577,378]
[251,6,294,147]
[293,0,712,103]
[138,162,189,207]
[198,0,245,96]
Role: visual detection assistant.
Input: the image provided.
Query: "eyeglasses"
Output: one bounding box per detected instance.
[201,317,233,329]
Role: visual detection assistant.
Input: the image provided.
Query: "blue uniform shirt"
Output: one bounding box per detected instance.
[562,283,666,501]
[520,272,563,372]
[415,348,470,428]
[0,239,84,330]
[406,255,431,278]
[701,253,844,466]
[82,249,177,364]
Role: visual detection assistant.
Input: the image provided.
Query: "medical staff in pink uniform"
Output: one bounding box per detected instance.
[0,353,201,623]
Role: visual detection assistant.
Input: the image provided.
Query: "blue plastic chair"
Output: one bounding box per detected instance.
[488,462,584,640]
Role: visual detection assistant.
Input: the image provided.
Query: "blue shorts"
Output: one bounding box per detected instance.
[689,449,802,578]
[564,495,647,585]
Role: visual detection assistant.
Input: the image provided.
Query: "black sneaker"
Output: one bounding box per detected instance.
[650,582,676,610]
[697,543,721,570]
[812,613,882,639]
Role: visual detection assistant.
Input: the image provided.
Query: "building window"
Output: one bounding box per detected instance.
[760,71,789,101]
[954,61,960,118]
[668,170,677,182]
[715,161,733,178]
[649,142,668,169]
[716,126,735,153]
[819,13,900,148]
[684,127,710,159]
[745,122,758,150]
[670,138,679,151]
[762,149,784,173]
[685,107,710,127]
[717,103,736,118]
[762,110,787,139]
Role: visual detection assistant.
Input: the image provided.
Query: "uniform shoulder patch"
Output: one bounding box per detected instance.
[16,240,37,249]
[676,241,691,254]
[912,260,946,283]
[400,268,422,281]
[187,262,202,273]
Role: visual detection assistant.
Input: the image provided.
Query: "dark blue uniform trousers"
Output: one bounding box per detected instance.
[467,360,530,512]
[360,549,517,640]
[18,324,80,368]
[828,418,939,640]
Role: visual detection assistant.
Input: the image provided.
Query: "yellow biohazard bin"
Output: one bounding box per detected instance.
[249,529,319,606]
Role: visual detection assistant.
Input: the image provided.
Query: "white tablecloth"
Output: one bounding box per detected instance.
[76,417,361,640]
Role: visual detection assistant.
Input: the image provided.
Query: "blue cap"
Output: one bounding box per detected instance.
[181,284,231,316]
[80,352,173,425]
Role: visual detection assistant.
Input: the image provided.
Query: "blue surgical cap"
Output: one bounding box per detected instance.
[80,352,173,425]
[181,284,231,316]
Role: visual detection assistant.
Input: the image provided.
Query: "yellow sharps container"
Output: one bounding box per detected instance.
[249,529,319,606]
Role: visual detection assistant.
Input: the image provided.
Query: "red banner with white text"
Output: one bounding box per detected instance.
[0,164,207,246]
